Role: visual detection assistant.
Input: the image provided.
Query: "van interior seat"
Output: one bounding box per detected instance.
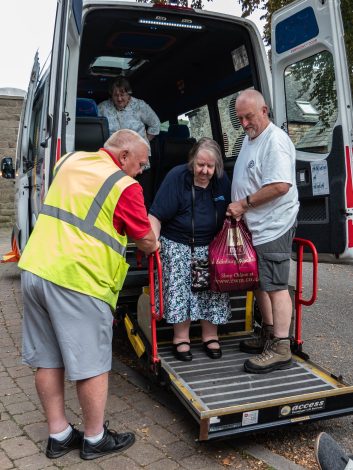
[76,98,99,117]
[167,124,190,139]
[153,124,196,193]
[75,98,109,151]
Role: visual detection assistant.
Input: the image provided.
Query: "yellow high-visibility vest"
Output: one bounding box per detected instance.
[19,150,136,310]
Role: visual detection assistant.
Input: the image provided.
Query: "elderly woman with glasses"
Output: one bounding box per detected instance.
[98,77,160,154]
[98,77,160,207]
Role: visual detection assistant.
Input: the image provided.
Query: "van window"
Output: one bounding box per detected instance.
[29,106,41,165]
[182,105,212,141]
[160,121,169,132]
[28,90,45,169]
[284,51,338,154]
[218,92,245,159]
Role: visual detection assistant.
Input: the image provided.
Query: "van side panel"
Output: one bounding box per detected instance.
[272,0,353,261]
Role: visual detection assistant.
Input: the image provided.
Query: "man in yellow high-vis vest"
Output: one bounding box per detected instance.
[18,129,158,460]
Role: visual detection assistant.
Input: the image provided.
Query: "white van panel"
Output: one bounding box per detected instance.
[272,0,353,261]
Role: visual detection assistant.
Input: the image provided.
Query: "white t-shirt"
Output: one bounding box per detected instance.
[231,122,299,246]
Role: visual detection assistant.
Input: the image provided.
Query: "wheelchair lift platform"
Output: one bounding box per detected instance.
[158,336,353,441]
[127,239,353,441]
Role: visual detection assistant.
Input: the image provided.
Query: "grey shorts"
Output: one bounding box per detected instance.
[21,271,113,381]
[254,224,296,292]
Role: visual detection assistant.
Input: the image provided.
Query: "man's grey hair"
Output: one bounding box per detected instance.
[187,137,224,178]
[236,89,268,109]
[104,129,148,151]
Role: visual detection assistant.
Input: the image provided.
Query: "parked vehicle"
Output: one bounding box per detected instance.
[2,0,353,441]
[3,0,352,264]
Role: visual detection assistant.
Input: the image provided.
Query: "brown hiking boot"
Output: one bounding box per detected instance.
[244,338,292,374]
[239,324,274,354]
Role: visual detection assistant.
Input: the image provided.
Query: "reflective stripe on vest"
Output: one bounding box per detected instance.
[41,168,127,257]
[53,152,75,177]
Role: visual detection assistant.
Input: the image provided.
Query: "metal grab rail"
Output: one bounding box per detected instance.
[148,250,164,367]
[293,237,318,349]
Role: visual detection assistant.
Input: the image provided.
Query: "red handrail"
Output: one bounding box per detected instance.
[135,249,143,269]
[293,237,318,349]
[148,250,164,366]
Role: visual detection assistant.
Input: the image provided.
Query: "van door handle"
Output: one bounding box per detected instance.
[41,115,53,148]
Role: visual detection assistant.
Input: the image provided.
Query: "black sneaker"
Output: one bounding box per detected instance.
[46,424,83,459]
[80,421,135,460]
[315,432,352,470]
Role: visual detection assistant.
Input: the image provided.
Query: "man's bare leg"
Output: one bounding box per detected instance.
[267,289,292,338]
[35,367,68,434]
[76,372,108,436]
[255,289,292,337]
[254,289,273,326]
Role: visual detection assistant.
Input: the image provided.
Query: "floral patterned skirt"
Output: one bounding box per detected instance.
[156,237,231,325]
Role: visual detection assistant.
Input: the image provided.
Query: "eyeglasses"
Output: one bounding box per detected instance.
[113,90,129,97]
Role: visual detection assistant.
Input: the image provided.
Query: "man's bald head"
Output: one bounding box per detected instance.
[105,129,148,153]
[236,89,267,109]
[235,89,270,139]
[105,129,149,178]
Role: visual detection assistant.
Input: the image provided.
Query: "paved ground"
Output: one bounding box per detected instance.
[0,228,340,470]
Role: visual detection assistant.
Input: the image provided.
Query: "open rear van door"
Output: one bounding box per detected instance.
[47,0,82,185]
[14,53,40,251]
[271,0,353,261]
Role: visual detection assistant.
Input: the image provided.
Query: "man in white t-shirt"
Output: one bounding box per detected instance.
[227,89,299,374]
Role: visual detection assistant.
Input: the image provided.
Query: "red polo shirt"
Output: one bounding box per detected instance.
[102,149,151,239]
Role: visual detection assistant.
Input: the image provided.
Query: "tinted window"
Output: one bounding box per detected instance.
[275,7,319,54]
[284,51,338,154]
[181,105,212,141]
[218,92,245,159]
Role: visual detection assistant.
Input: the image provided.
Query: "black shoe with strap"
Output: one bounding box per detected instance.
[80,421,135,460]
[172,341,192,361]
[203,339,222,359]
[46,423,83,459]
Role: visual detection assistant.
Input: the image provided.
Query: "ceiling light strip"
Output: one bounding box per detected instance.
[139,19,203,30]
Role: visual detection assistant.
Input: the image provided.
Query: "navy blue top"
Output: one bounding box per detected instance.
[149,164,231,246]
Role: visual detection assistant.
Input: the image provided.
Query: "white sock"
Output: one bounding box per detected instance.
[50,424,72,441]
[84,429,104,444]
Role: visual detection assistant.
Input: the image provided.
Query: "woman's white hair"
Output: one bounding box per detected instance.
[187,137,224,178]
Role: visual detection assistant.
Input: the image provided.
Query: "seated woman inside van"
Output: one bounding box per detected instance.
[98,77,160,207]
[98,77,160,161]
